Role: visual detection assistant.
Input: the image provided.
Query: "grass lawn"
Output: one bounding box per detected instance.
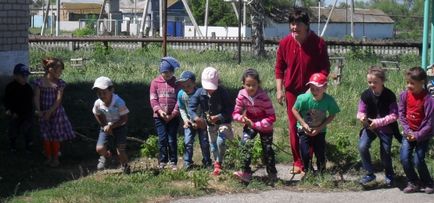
[1,46,433,202]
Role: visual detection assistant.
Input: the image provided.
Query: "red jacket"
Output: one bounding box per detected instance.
[275,31,330,95]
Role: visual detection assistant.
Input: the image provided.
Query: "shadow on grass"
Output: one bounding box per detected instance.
[0,80,240,199]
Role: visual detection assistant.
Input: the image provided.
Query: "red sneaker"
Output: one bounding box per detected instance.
[213,162,221,176]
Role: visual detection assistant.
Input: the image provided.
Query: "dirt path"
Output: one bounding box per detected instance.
[174,164,434,203]
[174,189,433,203]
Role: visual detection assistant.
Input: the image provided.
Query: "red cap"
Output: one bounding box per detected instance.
[306,73,328,87]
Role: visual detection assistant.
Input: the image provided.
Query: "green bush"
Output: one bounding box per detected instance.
[140,136,158,158]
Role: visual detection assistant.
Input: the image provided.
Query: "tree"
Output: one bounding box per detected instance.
[189,0,237,27]
[250,0,266,57]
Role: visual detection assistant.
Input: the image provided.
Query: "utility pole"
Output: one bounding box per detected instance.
[238,0,242,64]
[162,0,167,56]
[205,0,209,38]
[56,0,60,36]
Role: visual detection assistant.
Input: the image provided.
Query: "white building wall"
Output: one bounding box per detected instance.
[265,22,394,40]
[184,25,251,38]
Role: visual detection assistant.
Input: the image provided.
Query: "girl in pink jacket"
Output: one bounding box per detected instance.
[232,68,277,184]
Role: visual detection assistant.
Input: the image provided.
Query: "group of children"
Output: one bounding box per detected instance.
[356,66,434,194]
[2,56,433,193]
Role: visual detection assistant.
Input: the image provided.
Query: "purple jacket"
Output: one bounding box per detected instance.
[398,90,434,142]
[149,75,180,118]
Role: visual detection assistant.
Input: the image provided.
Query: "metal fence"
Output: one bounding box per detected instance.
[28,36,423,56]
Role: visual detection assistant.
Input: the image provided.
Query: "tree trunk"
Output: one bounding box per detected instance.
[250,0,266,57]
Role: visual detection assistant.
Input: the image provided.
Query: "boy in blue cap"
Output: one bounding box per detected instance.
[3,63,34,152]
[177,71,211,169]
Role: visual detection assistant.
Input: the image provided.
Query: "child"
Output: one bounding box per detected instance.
[292,73,340,173]
[398,67,434,194]
[357,67,400,186]
[34,57,75,167]
[189,67,234,175]
[150,56,181,170]
[3,63,33,152]
[92,76,130,174]
[177,71,211,169]
[232,68,277,183]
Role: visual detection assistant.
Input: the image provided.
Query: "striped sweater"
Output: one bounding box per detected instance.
[232,88,276,133]
[149,75,180,118]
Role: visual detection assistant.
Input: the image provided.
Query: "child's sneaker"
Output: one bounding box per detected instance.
[158,162,167,170]
[384,174,394,187]
[44,158,52,166]
[403,182,420,193]
[359,174,376,185]
[233,171,252,182]
[213,162,222,176]
[97,156,106,170]
[268,173,278,184]
[169,162,177,171]
[424,184,433,194]
[121,164,131,174]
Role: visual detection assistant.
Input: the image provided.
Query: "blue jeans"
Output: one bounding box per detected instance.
[358,129,394,176]
[96,125,127,148]
[207,123,233,163]
[299,131,326,172]
[400,138,433,185]
[154,117,180,164]
[183,127,211,166]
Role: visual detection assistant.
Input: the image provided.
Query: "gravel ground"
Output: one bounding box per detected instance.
[174,189,433,203]
[174,164,434,203]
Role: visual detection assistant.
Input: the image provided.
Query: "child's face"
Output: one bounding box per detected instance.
[243,76,259,96]
[367,74,384,93]
[181,79,196,94]
[96,88,113,105]
[49,67,63,79]
[310,84,326,99]
[14,74,28,85]
[406,77,425,94]
[161,71,174,81]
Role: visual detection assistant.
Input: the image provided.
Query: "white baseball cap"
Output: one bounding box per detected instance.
[201,67,219,90]
[92,76,113,90]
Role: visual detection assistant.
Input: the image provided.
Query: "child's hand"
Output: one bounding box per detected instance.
[276,90,285,105]
[209,115,219,124]
[310,126,323,136]
[243,116,254,128]
[301,123,312,135]
[406,134,417,142]
[103,124,113,135]
[43,111,52,121]
[367,118,377,130]
[158,110,167,118]
[360,116,369,127]
[194,118,206,129]
[183,120,191,128]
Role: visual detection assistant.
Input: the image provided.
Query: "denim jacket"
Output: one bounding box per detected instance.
[188,86,232,125]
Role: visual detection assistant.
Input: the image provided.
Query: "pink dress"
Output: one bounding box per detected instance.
[34,78,75,141]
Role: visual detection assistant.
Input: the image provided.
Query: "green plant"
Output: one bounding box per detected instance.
[192,170,210,190]
[177,135,185,156]
[140,136,158,158]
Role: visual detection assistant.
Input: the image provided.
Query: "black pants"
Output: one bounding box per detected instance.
[8,114,33,149]
[241,127,277,175]
[299,131,326,173]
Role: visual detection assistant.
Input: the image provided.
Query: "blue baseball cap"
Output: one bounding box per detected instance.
[159,56,180,73]
[176,71,196,83]
[13,63,30,76]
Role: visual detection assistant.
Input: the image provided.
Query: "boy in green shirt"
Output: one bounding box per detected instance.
[292,73,340,173]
